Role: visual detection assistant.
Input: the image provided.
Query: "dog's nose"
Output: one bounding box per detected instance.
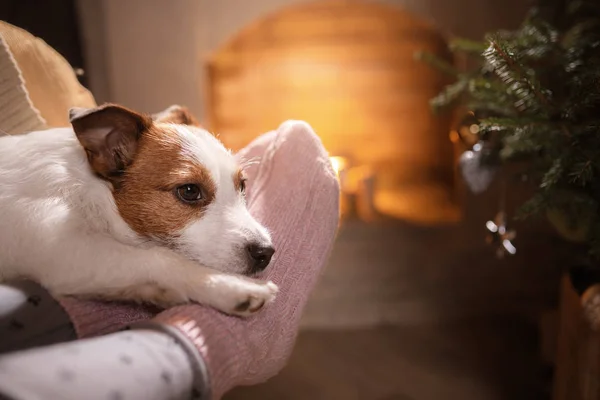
[246,244,275,271]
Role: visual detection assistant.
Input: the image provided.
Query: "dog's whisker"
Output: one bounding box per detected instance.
[239,156,262,171]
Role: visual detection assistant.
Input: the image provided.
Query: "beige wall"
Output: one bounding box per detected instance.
[77,0,529,118]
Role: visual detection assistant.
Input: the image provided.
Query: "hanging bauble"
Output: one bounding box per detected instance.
[459,141,499,194]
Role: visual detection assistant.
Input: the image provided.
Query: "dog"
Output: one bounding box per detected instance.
[0,103,278,316]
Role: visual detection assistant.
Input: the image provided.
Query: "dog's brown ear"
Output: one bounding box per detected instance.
[152,105,202,127]
[69,103,152,186]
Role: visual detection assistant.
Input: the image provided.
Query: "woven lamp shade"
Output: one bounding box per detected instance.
[206,0,460,224]
[0,21,96,129]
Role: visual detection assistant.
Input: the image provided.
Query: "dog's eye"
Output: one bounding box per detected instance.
[240,178,247,194]
[176,184,203,203]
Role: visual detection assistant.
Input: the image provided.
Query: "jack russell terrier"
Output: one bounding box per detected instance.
[0,104,278,316]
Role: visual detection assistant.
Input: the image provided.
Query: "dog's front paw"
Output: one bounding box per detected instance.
[231,280,279,316]
[211,277,278,317]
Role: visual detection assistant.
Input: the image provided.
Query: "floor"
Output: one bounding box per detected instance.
[226,316,551,400]
[225,317,550,400]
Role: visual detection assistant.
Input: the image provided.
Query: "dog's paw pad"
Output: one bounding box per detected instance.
[234,297,265,313]
[229,280,278,317]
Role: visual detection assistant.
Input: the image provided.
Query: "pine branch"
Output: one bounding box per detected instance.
[483,36,553,114]
[569,160,594,184]
[541,158,565,189]
[479,116,548,129]
[414,51,458,77]
[516,193,549,219]
[466,77,520,116]
[448,38,488,53]
[513,18,558,59]
[430,78,468,112]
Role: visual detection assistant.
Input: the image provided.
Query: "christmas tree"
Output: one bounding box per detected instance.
[420,0,600,259]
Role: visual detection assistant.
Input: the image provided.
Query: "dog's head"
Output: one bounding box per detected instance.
[69,103,274,275]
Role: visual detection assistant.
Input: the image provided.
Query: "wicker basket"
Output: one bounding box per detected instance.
[554,274,600,400]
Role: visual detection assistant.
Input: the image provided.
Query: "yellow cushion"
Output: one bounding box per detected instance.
[0,21,96,128]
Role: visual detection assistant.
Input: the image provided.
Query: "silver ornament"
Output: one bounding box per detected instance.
[459,142,497,194]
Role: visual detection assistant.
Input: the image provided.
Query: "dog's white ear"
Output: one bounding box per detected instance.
[152,105,202,127]
[69,103,152,186]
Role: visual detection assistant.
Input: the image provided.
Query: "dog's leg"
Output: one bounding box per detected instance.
[20,233,277,317]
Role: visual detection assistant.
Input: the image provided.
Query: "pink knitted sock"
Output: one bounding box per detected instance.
[151,120,340,398]
[58,297,157,337]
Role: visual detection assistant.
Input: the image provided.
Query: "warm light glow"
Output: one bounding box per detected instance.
[449,130,460,143]
[208,0,460,225]
[330,156,348,177]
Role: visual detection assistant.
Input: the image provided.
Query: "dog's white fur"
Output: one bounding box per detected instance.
[0,104,277,316]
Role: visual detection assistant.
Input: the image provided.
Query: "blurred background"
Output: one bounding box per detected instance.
[0,0,574,399]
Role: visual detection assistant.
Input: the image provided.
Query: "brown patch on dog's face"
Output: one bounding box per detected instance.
[152,105,202,127]
[113,124,216,241]
[71,103,275,275]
